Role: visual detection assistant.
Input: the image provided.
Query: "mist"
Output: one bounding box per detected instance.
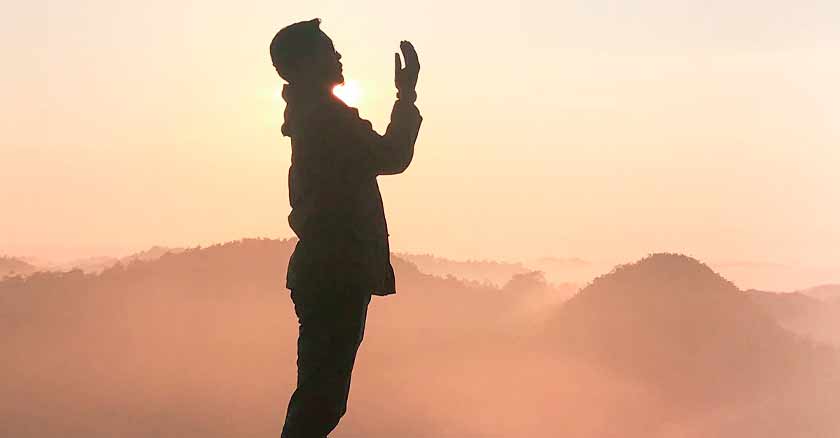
[3,239,838,437]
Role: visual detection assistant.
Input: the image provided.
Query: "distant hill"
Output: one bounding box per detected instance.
[397,252,531,285]
[800,284,840,301]
[0,256,37,278]
[48,246,185,273]
[710,261,840,292]
[54,255,120,273]
[748,289,840,347]
[746,289,823,322]
[527,256,609,285]
[403,253,608,286]
[549,254,837,408]
[120,245,184,264]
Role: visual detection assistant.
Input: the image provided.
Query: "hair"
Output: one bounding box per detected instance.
[269,18,323,82]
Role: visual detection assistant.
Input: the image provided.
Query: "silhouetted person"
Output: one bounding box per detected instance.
[269,19,422,437]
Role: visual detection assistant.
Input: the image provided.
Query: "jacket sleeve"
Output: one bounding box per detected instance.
[358,99,423,175]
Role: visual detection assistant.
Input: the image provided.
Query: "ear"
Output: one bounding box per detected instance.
[280,56,311,83]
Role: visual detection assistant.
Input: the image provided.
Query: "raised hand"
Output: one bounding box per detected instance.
[394,41,420,98]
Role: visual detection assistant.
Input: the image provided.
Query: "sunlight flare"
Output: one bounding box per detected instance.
[333,80,362,107]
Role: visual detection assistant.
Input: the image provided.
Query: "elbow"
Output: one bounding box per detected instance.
[394,158,412,174]
[394,147,416,174]
[395,150,415,173]
[380,153,413,175]
[380,159,411,175]
[377,135,416,175]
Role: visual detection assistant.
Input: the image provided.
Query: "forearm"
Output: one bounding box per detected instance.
[377,97,422,175]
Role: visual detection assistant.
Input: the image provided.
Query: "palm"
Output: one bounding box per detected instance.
[394,41,420,93]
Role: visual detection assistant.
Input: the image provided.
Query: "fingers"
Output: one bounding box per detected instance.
[400,40,419,72]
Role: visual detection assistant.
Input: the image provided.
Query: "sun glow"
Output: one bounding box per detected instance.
[333,80,362,107]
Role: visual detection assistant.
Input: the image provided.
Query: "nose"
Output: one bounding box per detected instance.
[336,52,342,61]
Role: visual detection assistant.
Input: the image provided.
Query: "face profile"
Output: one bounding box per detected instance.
[316,31,345,86]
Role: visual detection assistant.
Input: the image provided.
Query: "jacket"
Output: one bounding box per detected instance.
[281,84,422,295]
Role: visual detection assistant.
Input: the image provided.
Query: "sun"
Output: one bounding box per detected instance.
[333,80,362,107]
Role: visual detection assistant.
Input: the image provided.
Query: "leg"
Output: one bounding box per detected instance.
[281,286,372,438]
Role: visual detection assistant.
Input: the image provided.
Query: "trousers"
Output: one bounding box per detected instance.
[281,285,372,438]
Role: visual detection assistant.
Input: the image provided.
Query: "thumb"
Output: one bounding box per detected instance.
[394,52,402,76]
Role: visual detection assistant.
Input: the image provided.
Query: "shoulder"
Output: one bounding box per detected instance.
[334,100,373,130]
[295,99,376,145]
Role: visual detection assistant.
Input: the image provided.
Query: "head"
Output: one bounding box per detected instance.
[270,19,344,88]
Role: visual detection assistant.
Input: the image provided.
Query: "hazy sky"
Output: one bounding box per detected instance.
[3,1,839,273]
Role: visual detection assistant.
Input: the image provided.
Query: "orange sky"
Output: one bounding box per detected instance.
[3,1,839,284]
